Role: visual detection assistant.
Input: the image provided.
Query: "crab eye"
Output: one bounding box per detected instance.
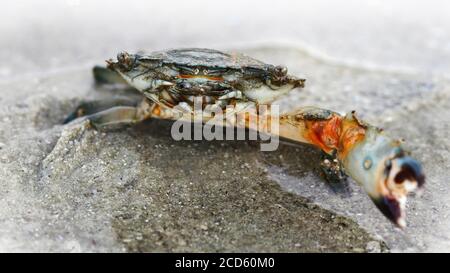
[275,65,288,76]
[116,52,134,70]
[117,52,128,63]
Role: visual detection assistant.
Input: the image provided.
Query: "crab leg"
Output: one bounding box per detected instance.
[84,106,141,128]
[64,99,154,129]
[63,97,140,124]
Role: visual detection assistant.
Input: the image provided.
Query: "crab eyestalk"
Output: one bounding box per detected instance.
[277,107,425,228]
[106,51,137,72]
[267,65,305,89]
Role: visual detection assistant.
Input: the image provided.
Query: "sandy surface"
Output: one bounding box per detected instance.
[0,0,449,252]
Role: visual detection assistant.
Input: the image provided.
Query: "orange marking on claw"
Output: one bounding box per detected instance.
[338,120,366,160]
[305,115,342,154]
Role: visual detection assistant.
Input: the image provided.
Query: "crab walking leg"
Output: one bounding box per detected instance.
[85,106,141,128]
[63,97,141,124]
[64,99,154,129]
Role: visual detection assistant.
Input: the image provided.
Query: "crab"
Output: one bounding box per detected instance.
[64,48,425,228]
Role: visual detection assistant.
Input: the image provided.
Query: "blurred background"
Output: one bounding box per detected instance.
[0,0,449,252]
[1,0,450,80]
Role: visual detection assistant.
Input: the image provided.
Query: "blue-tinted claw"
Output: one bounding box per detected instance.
[371,156,425,228]
[342,126,425,228]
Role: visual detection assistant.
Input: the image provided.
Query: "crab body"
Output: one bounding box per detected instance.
[107,48,305,111]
